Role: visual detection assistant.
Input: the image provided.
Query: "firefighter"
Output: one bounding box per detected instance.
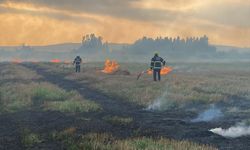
[150,52,166,81]
[73,56,82,73]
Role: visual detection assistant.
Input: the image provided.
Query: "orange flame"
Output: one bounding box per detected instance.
[51,59,61,63]
[12,58,22,64]
[102,59,119,74]
[148,66,173,75]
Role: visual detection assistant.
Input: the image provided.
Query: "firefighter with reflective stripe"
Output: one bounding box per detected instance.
[150,52,166,81]
[73,56,82,73]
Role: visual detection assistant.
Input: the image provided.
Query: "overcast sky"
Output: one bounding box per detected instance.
[0,0,249,47]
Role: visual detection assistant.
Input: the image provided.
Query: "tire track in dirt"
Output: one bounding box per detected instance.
[22,63,250,150]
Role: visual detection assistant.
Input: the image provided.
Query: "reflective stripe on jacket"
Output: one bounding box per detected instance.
[150,56,165,69]
[74,57,82,65]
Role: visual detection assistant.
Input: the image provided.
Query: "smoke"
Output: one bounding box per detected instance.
[146,90,177,111]
[146,91,167,111]
[191,104,223,122]
[147,98,162,110]
[210,123,250,138]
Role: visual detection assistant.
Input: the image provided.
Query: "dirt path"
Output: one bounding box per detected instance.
[1,63,250,150]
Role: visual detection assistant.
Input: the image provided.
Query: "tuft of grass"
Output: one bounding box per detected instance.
[31,83,102,113]
[45,100,101,113]
[50,127,80,150]
[21,129,42,148]
[116,137,217,150]
[32,87,70,105]
[0,83,33,113]
[103,116,133,126]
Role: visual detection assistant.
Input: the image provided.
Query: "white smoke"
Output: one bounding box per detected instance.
[146,90,176,111]
[147,99,162,110]
[191,104,223,122]
[210,123,250,138]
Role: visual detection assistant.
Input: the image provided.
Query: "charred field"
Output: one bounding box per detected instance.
[1,62,250,150]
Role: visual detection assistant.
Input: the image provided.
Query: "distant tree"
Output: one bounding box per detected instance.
[125,35,216,59]
[77,34,108,55]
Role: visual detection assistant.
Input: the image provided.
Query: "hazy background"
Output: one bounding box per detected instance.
[0,0,249,62]
[0,34,250,62]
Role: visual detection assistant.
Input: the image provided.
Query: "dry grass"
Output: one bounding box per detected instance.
[21,128,42,148]
[0,64,101,113]
[38,62,250,109]
[52,131,217,150]
[0,81,101,113]
[45,100,101,113]
[0,63,223,149]
[0,64,41,80]
[103,116,133,125]
[0,82,34,112]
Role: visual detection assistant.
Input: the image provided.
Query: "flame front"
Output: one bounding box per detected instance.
[12,58,22,64]
[102,59,119,74]
[51,59,61,63]
[148,66,173,75]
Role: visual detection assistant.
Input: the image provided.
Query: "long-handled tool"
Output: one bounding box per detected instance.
[137,69,150,80]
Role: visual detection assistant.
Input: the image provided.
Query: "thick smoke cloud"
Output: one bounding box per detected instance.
[210,123,250,138]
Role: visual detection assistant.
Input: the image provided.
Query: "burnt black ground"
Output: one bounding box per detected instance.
[1,63,250,150]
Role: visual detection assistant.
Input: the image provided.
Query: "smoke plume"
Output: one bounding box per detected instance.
[210,123,250,138]
[191,104,223,122]
[147,99,162,110]
[146,90,177,111]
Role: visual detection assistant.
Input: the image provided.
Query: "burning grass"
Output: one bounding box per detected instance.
[102,59,119,74]
[50,59,61,63]
[147,66,173,75]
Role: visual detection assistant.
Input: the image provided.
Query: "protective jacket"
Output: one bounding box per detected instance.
[74,56,82,65]
[150,56,166,70]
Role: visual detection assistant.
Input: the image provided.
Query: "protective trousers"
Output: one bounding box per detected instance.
[153,69,161,81]
[75,64,81,72]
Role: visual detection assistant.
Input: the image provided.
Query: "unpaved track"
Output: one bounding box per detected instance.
[1,63,250,150]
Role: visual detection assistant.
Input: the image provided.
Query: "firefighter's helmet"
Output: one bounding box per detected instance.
[154,52,159,56]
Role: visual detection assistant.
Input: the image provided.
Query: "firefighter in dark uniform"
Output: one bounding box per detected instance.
[73,56,82,73]
[150,52,166,81]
